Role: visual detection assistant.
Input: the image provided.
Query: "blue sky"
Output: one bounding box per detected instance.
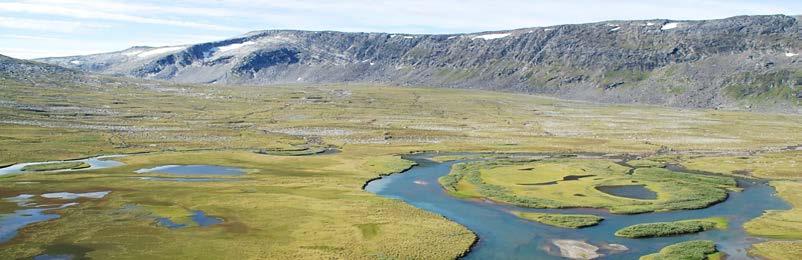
[1,0,801,59]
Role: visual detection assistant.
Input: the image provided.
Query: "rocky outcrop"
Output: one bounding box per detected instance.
[37,15,802,112]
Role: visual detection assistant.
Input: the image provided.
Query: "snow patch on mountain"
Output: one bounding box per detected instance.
[661,22,680,30]
[137,47,185,58]
[472,33,510,40]
[122,50,143,57]
[217,41,256,52]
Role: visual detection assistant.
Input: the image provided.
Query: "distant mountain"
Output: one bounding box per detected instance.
[37,15,802,112]
[1,54,86,84]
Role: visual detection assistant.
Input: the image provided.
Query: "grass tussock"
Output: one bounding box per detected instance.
[511,211,603,228]
[616,217,727,238]
[640,240,719,260]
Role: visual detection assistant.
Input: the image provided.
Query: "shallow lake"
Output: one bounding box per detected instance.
[365,154,790,259]
[596,184,658,200]
[0,155,125,176]
[135,165,244,176]
[1,192,110,244]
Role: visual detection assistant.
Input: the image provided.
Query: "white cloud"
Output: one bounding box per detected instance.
[0,1,243,32]
[163,0,802,33]
[26,0,238,17]
[0,33,231,59]
[0,34,64,41]
[0,16,109,32]
[0,47,78,59]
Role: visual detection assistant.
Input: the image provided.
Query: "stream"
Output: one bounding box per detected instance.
[364,154,790,259]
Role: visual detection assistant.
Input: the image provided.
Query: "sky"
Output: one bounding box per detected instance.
[1,0,801,59]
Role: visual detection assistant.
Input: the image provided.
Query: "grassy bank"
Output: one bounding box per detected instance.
[615,217,727,238]
[640,240,720,260]
[511,212,603,228]
[745,181,802,239]
[21,161,90,172]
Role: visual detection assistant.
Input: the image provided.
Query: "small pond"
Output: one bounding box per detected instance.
[135,165,244,176]
[33,254,74,260]
[596,184,658,200]
[156,210,223,229]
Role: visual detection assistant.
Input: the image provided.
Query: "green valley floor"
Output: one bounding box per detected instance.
[2,80,802,259]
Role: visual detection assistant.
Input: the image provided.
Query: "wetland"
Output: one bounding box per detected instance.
[1,83,801,259]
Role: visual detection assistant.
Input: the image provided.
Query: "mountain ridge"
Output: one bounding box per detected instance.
[35,15,802,113]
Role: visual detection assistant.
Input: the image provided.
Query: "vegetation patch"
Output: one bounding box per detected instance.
[21,161,90,172]
[512,211,603,228]
[679,151,802,180]
[640,240,719,260]
[440,159,736,214]
[750,241,802,260]
[615,217,727,238]
[355,223,382,239]
[724,69,802,103]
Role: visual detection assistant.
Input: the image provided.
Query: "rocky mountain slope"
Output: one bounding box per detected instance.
[1,54,86,84]
[37,15,802,112]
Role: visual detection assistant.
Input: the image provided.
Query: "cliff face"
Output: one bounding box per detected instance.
[37,15,802,112]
